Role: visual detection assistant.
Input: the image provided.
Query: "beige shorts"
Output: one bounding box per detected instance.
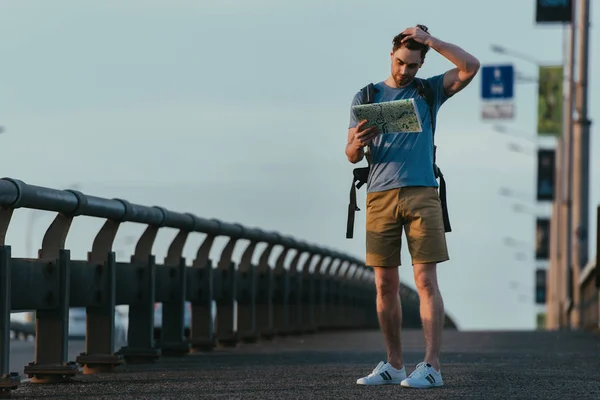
[365,186,449,267]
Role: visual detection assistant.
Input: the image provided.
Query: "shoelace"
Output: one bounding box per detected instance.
[409,362,431,379]
[368,361,386,377]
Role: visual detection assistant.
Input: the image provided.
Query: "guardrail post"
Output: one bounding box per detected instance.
[188,234,216,352]
[335,261,351,330]
[347,264,365,329]
[237,240,260,343]
[215,234,241,348]
[256,243,277,340]
[24,213,78,383]
[320,257,340,331]
[118,221,161,364]
[290,252,313,334]
[330,260,348,330]
[76,219,124,374]
[302,255,323,334]
[338,262,357,329]
[363,269,378,328]
[160,228,191,356]
[273,247,293,336]
[0,206,20,394]
[315,257,331,331]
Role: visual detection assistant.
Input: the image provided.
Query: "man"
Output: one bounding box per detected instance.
[346,25,479,388]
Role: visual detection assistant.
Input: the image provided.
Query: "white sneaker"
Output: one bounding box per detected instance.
[401,362,443,388]
[356,361,406,385]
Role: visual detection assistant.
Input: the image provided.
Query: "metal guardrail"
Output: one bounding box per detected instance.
[0,177,456,395]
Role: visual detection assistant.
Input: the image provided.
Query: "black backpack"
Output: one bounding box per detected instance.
[346,78,452,239]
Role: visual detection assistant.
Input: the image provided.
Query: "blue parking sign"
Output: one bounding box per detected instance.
[481,65,514,99]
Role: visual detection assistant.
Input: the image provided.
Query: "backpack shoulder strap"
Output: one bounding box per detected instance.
[347,83,378,239]
[414,78,435,135]
[414,78,452,233]
[360,83,377,104]
[358,83,378,165]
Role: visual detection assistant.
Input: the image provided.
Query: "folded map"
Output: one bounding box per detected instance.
[352,98,423,133]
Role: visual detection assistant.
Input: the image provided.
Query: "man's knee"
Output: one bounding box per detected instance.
[374,267,400,297]
[414,265,439,295]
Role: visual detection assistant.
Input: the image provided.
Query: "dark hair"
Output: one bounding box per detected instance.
[392,24,430,60]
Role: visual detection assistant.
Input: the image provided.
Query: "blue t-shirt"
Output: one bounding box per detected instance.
[348,74,448,193]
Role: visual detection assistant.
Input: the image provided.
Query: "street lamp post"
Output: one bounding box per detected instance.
[490,44,549,67]
[507,142,534,156]
[493,125,537,144]
[512,203,537,216]
[499,187,532,204]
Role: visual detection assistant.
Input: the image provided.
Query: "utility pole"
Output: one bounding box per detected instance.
[549,129,563,329]
[570,0,591,328]
[557,0,577,329]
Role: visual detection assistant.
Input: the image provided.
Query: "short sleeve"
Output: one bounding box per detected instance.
[425,73,449,110]
[348,91,362,129]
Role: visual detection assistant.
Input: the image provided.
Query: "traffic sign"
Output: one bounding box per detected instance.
[536,0,572,23]
[481,64,514,100]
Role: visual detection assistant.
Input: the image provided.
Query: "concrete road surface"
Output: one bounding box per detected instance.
[5,329,600,399]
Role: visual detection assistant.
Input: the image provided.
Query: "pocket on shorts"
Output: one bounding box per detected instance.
[405,187,443,225]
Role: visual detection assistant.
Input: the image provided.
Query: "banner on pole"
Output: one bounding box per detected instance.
[537,149,555,201]
[537,65,563,135]
[536,218,551,260]
[536,0,573,24]
[481,103,514,120]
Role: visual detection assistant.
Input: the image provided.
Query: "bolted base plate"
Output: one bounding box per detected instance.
[240,333,259,344]
[117,347,161,365]
[189,338,217,353]
[0,373,21,397]
[24,362,79,383]
[260,330,276,340]
[216,334,239,348]
[159,341,191,357]
[76,353,124,374]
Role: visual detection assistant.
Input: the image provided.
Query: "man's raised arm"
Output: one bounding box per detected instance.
[402,26,480,98]
[430,37,480,98]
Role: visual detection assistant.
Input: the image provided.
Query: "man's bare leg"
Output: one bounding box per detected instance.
[373,266,403,370]
[413,263,444,371]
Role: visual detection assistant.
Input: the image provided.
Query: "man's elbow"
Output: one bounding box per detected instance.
[345,147,363,164]
[346,153,361,164]
[459,59,480,85]
[468,57,481,75]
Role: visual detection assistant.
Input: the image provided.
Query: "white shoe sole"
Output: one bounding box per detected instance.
[401,381,443,389]
[357,380,403,385]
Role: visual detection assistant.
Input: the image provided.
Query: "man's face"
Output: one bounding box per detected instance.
[390,47,423,87]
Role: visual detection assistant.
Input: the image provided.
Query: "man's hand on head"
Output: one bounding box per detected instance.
[400,25,432,46]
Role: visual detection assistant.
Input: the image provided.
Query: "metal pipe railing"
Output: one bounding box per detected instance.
[0,176,402,395]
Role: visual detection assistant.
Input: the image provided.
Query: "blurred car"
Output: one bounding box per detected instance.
[9,308,128,351]
[153,301,192,339]
[69,307,128,349]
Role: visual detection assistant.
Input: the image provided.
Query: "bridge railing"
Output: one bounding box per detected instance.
[0,176,451,395]
[579,205,599,330]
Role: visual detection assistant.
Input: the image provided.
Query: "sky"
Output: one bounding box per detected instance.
[1,0,599,331]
